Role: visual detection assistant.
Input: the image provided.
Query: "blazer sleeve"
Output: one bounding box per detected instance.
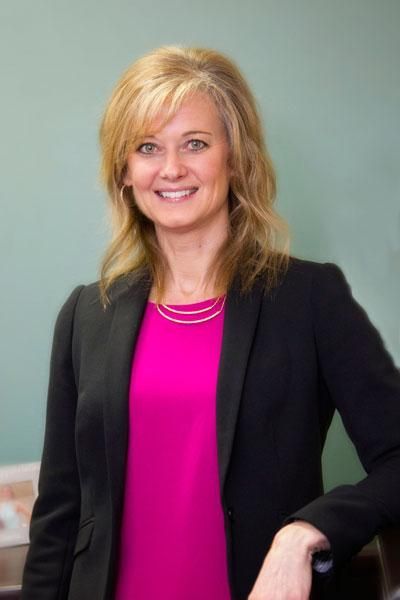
[21,285,85,600]
[287,263,400,568]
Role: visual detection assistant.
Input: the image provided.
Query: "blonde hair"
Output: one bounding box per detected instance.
[99,45,289,304]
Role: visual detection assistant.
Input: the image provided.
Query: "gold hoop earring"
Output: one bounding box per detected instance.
[119,184,126,203]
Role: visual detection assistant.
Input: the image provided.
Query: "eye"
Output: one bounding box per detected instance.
[137,142,157,154]
[187,139,207,151]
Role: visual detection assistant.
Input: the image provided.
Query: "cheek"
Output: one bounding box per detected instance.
[131,167,156,192]
[201,162,226,186]
[206,154,231,185]
[125,157,157,190]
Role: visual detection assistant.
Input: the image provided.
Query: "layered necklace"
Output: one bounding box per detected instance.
[156,295,226,325]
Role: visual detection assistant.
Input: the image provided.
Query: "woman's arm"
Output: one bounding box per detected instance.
[289,263,400,565]
[21,285,84,600]
[250,263,400,599]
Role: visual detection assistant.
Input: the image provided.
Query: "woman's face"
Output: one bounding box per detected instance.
[124,93,231,238]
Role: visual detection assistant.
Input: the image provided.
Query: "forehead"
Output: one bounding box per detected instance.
[144,93,225,137]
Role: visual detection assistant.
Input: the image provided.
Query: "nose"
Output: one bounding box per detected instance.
[159,150,187,180]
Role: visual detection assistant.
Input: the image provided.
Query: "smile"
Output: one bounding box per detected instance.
[156,188,198,201]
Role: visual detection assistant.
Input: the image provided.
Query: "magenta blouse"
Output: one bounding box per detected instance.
[114,297,231,599]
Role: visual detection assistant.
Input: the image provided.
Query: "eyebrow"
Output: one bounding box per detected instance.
[144,130,213,139]
[182,130,213,137]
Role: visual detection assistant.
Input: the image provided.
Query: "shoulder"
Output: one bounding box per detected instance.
[54,272,149,336]
[259,257,360,332]
[54,282,102,331]
[62,271,149,314]
[275,256,349,300]
[282,257,382,347]
[285,256,345,281]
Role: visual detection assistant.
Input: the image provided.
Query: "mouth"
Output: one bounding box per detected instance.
[155,188,198,202]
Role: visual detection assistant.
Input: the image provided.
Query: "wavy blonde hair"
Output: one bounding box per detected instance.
[99,46,289,304]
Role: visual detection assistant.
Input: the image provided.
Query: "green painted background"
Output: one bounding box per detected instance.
[1,0,399,492]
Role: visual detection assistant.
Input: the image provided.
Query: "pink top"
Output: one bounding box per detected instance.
[114,297,231,600]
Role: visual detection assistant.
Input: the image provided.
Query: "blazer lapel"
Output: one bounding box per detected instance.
[103,276,150,527]
[216,278,264,496]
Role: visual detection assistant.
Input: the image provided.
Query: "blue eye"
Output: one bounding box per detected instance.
[188,139,207,151]
[138,143,156,154]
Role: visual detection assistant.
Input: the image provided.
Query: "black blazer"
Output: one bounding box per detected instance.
[22,258,400,600]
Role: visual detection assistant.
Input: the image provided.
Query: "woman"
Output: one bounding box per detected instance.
[22,46,400,600]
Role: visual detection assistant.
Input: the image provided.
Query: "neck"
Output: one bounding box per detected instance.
[152,218,228,303]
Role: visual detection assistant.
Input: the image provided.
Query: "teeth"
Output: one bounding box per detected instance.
[158,189,196,199]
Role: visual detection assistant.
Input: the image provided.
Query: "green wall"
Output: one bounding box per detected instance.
[1,0,399,492]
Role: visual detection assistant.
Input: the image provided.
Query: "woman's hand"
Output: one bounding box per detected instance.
[248,521,330,600]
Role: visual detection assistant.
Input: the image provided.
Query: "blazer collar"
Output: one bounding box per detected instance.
[103,274,264,519]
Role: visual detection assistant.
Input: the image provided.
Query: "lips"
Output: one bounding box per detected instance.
[156,188,198,201]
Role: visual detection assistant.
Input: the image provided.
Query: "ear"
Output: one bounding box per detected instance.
[123,172,133,186]
[122,163,133,186]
